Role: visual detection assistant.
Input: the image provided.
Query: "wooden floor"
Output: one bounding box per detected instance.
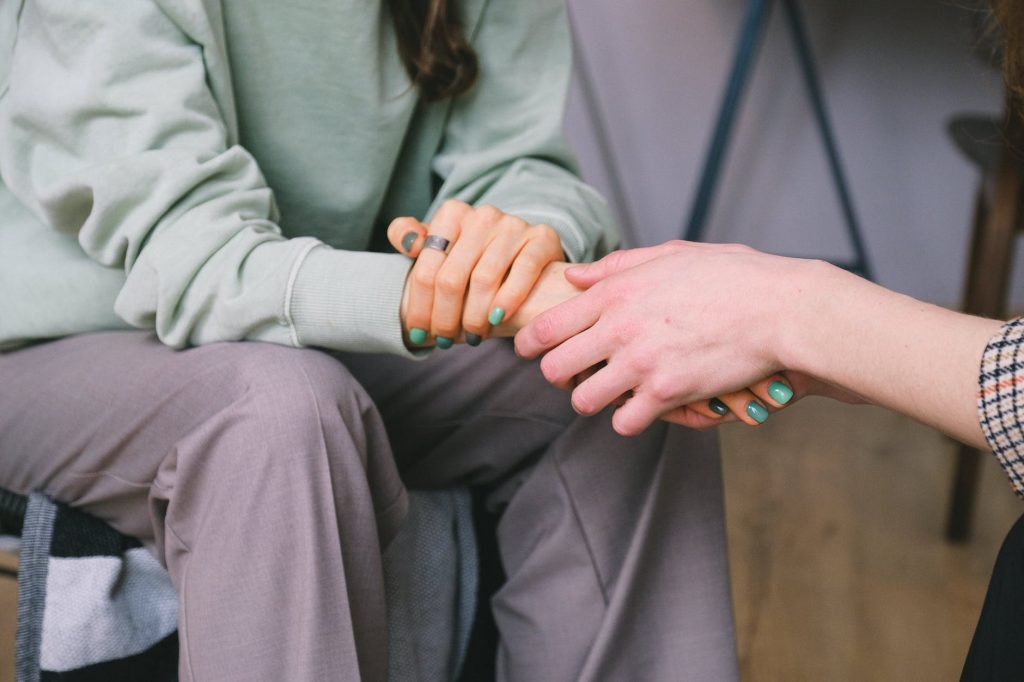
[0,552,15,682]
[721,398,1021,681]
[0,399,1018,681]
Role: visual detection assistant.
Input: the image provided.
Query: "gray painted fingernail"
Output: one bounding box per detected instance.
[465,333,482,347]
[708,398,729,416]
[401,231,417,253]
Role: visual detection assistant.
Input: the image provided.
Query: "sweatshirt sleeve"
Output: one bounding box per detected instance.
[978,317,1024,497]
[0,0,416,356]
[429,0,619,263]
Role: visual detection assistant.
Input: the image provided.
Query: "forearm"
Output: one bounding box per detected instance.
[778,261,1002,447]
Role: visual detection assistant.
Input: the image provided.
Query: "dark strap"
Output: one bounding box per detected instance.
[0,486,27,536]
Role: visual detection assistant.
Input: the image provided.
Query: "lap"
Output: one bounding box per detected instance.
[0,331,700,538]
[0,331,381,540]
[0,331,571,530]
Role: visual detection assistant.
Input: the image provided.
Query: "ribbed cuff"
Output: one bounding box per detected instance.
[289,246,423,358]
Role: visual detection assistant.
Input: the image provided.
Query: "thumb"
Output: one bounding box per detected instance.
[386,217,428,257]
[565,244,669,287]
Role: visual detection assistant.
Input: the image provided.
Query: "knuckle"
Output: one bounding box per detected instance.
[532,313,555,345]
[469,268,499,290]
[532,226,563,255]
[499,216,528,236]
[436,270,466,296]
[604,250,626,270]
[441,198,469,213]
[540,355,563,384]
[436,199,469,223]
[615,321,641,348]
[624,348,652,374]
[475,204,503,224]
[648,376,678,403]
[529,223,558,241]
[412,267,436,290]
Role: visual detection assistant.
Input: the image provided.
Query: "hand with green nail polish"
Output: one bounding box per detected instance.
[389,200,567,350]
[398,245,582,351]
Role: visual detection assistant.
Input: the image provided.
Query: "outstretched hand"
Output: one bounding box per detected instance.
[515,240,861,435]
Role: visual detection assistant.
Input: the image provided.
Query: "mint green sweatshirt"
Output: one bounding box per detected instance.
[0,0,616,356]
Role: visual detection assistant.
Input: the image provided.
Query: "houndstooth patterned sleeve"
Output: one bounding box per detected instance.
[979,317,1024,497]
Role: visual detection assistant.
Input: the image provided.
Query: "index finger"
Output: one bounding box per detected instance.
[513,287,603,359]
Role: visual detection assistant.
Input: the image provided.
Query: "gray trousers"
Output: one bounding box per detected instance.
[0,331,738,681]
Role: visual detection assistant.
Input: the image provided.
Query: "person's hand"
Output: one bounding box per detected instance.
[493,261,583,336]
[514,240,843,435]
[388,200,564,348]
[657,370,865,430]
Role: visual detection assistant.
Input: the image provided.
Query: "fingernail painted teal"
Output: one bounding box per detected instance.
[465,333,482,347]
[488,307,505,325]
[435,336,453,349]
[747,401,769,424]
[409,328,427,345]
[708,398,729,416]
[401,231,417,253]
[768,381,793,404]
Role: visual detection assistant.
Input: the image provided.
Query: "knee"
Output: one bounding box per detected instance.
[199,343,378,454]
[243,344,371,419]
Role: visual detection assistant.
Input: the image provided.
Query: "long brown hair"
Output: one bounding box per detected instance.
[993,0,1024,103]
[389,0,478,102]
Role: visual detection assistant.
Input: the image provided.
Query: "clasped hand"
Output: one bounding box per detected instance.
[388,200,577,345]
[514,241,843,435]
[390,207,821,435]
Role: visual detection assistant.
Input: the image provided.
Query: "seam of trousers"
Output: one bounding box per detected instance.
[295,356,380,680]
[62,470,157,489]
[179,533,197,682]
[550,440,610,605]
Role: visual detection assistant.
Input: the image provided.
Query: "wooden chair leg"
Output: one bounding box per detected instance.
[965,153,1020,320]
[947,445,984,542]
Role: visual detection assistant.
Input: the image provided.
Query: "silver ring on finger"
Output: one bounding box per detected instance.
[422,235,451,255]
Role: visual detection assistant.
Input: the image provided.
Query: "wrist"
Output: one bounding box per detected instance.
[772,258,854,376]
